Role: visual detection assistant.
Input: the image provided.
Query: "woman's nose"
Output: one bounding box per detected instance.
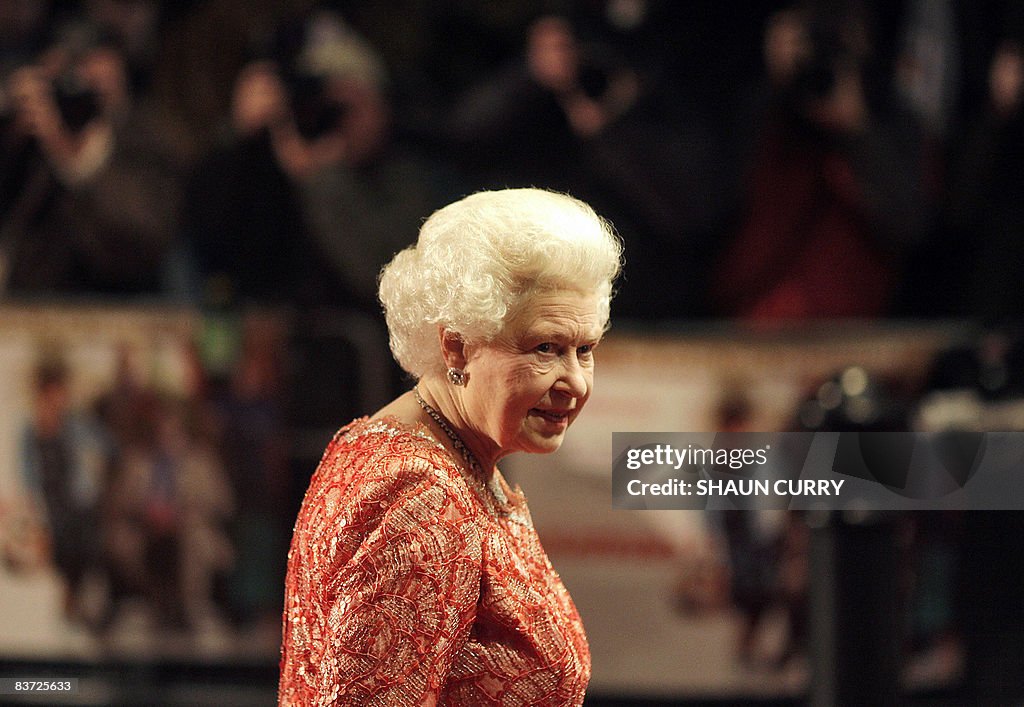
[553,355,589,398]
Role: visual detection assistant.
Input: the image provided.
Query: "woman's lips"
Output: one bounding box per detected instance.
[531,408,571,424]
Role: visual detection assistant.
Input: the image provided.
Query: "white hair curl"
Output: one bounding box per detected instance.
[378,188,623,379]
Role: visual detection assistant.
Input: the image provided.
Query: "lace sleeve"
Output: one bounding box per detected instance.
[279,446,484,706]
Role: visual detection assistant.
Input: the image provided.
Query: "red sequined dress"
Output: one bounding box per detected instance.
[278,417,590,706]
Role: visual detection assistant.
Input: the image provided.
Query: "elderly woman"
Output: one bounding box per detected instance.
[278,188,622,705]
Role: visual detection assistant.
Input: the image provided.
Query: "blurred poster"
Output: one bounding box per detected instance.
[0,305,288,662]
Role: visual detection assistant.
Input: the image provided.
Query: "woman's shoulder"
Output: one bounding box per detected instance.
[284,416,488,635]
[307,415,478,514]
[328,415,451,469]
[333,415,430,444]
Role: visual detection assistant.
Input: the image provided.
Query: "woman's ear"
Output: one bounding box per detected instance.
[438,326,468,370]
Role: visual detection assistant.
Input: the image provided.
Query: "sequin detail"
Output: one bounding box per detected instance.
[278,417,590,706]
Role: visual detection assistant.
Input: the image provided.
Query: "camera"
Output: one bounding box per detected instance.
[52,73,101,133]
[285,70,348,141]
[788,13,854,103]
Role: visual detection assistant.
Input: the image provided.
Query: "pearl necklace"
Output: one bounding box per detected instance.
[414,387,530,527]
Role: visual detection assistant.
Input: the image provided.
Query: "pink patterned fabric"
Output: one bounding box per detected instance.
[279,417,590,706]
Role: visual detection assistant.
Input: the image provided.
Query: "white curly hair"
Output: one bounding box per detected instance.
[378,188,623,379]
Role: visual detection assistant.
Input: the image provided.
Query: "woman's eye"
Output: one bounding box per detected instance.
[578,344,593,356]
[536,343,555,354]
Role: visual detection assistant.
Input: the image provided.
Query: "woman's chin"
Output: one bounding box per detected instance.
[518,418,572,453]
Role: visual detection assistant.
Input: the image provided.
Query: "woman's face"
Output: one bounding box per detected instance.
[459,289,603,462]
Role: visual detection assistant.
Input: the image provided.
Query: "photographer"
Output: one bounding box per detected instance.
[449,14,728,319]
[0,26,185,296]
[713,3,928,321]
[183,9,450,312]
[449,15,640,193]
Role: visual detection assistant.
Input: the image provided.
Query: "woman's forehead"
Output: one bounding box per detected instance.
[504,290,603,337]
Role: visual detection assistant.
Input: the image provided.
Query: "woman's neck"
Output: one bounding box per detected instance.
[410,377,503,473]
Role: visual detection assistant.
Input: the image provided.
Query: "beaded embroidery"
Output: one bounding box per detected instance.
[278,416,590,706]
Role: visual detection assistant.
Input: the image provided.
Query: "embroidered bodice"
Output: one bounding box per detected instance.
[278,417,590,706]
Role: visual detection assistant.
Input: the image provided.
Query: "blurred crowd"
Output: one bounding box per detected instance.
[13,317,289,637]
[1,0,1023,322]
